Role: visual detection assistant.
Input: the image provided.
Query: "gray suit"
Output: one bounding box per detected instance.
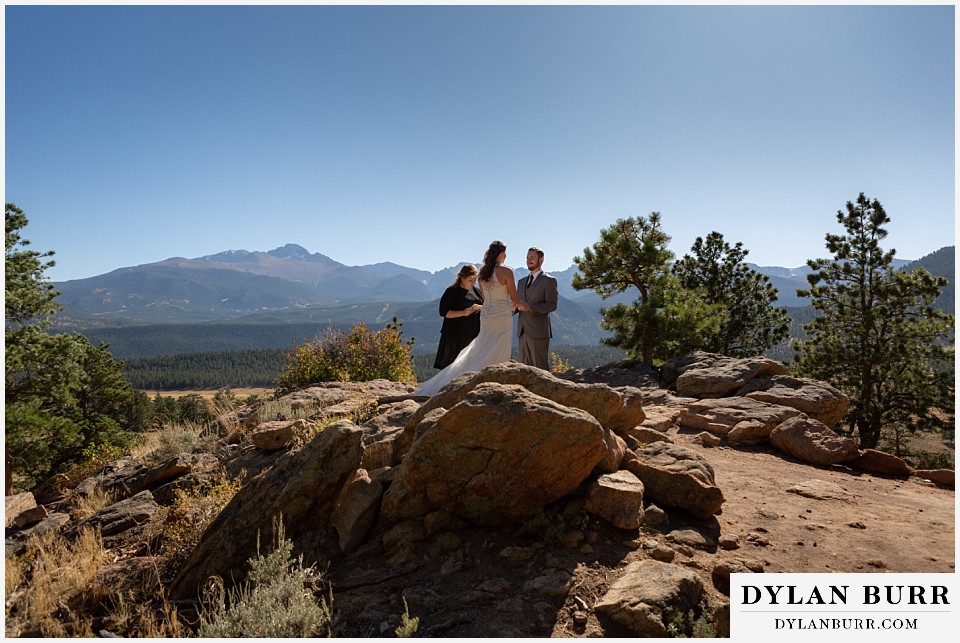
[517,271,559,369]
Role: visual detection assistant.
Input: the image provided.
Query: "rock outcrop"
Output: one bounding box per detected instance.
[661,352,789,398]
[6,352,952,639]
[380,383,607,527]
[405,361,645,437]
[737,375,848,428]
[75,453,218,502]
[71,490,160,540]
[679,397,800,442]
[170,420,366,599]
[769,416,859,466]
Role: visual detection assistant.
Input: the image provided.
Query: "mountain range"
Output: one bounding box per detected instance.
[55,243,938,324]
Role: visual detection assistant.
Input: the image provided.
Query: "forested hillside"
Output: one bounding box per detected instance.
[904,245,954,313]
[122,349,287,390]
[69,296,608,360]
[121,344,629,391]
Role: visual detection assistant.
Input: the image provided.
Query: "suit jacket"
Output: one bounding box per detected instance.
[517,272,559,339]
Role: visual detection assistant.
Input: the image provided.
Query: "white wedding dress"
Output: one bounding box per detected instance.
[416,273,514,397]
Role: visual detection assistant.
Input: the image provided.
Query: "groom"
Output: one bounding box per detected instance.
[516,246,559,370]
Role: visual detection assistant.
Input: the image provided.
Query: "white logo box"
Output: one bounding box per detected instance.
[730,572,956,640]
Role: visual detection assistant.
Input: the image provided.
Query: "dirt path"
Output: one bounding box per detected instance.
[677,430,955,574]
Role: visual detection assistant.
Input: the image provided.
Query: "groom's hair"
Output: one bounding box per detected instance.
[528,247,544,259]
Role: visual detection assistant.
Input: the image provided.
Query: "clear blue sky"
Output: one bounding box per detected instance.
[4,3,955,282]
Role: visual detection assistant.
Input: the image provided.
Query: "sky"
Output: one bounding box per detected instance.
[3,2,956,282]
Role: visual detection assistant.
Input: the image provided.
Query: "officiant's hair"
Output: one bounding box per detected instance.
[452,263,478,288]
[479,240,507,282]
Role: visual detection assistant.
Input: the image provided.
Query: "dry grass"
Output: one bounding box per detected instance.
[107,588,187,637]
[5,526,192,637]
[70,486,118,521]
[5,555,24,597]
[260,398,320,422]
[128,419,217,465]
[5,527,110,637]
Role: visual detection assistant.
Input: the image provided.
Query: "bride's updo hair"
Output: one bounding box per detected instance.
[478,240,506,282]
[452,263,478,288]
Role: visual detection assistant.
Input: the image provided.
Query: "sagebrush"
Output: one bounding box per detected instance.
[198,520,332,637]
[275,318,415,394]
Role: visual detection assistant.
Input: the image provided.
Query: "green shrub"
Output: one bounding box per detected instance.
[904,449,955,470]
[667,609,716,638]
[198,521,332,638]
[275,318,415,394]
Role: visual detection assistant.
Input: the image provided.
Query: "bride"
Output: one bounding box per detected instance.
[416,240,530,397]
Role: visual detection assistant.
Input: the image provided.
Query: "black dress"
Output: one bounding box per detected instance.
[433,285,483,369]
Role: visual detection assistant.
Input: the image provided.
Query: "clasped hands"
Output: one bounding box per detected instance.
[511,301,531,313]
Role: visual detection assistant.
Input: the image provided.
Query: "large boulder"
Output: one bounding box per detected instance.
[737,375,849,429]
[359,399,422,470]
[73,457,140,497]
[639,407,682,433]
[594,559,704,637]
[13,504,48,529]
[661,352,789,398]
[913,469,954,487]
[625,426,674,446]
[679,397,800,440]
[361,399,421,434]
[769,416,859,466]
[30,473,71,505]
[595,430,629,474]
[622,442,724,519]
[405,362,638,433]
[605,387,647,436]
[170,420,365,599]
[556,359,661,389]
[380,383,606,527]
[6,512,71,557]
[850,449,914,477]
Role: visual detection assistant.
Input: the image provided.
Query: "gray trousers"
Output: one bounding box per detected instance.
[519,334,550,370]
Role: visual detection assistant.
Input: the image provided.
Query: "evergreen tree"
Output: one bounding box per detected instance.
[794,193,954,450]
[5,203,60,327]
[572,213,726,365]
[673,232,790,356]
[5,204,137,489]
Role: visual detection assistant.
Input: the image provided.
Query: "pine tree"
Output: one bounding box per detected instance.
[572,213,726,365]
[794,193,954,450]
[5,204,137,489]
[673,232,790,356]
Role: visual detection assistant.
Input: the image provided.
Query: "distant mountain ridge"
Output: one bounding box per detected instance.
[53,244,950,327]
